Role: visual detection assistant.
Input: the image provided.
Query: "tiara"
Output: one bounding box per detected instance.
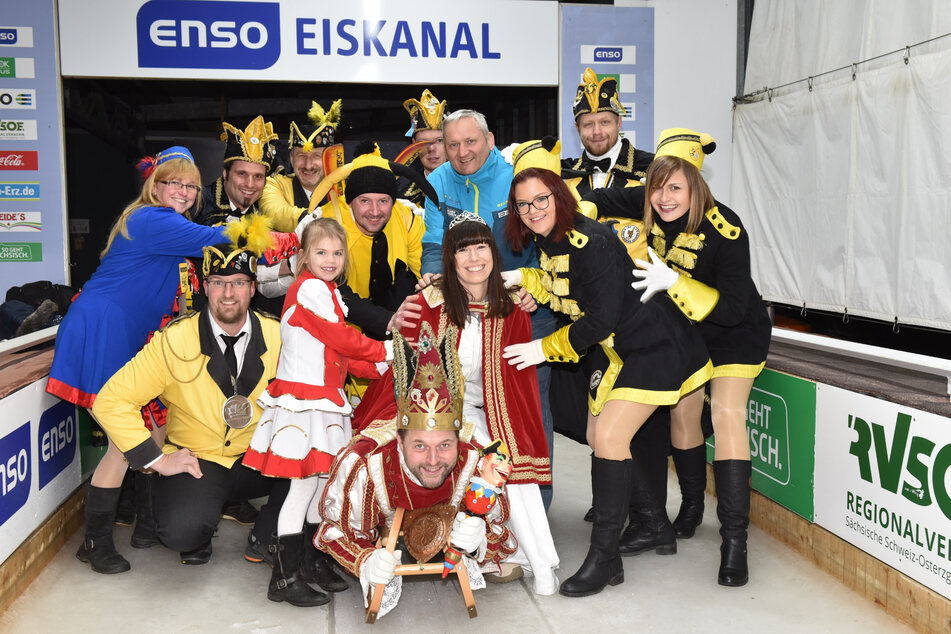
[448,211,488,230]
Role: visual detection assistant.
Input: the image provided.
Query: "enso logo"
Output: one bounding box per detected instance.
[136,1,281,70]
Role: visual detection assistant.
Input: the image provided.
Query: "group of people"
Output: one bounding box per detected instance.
[45,70,770,616]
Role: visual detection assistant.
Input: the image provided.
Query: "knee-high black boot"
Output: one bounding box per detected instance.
[268,533,331,607]
[131,471,160,548]
[559,457,632,597]
[301,522,348,592]
[672,445,707,538]
[75,485,131,574]
[618,457,676,556]
[714,460,751,587]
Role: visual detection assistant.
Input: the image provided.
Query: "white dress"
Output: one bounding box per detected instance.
[457,313,560,595]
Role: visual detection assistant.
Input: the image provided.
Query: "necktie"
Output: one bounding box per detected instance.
[221,333,245,378]
[367,233,393,306]
[581,156,612,173]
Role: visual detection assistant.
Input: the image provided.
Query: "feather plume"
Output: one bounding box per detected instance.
[135,155,157,182]
[308,98,343,128]
[224,213,273,256]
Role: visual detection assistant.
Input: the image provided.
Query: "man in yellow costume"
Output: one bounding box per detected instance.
[259,99,344,226]
[92,217,287,566]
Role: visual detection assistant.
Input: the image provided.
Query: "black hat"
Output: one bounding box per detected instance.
[572,67,626,120]
[289,99,343,151]
[221,116,278,173]
[202,214,273,278]
[343,142,400,203]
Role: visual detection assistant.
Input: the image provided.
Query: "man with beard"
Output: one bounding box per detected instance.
[91,222,288,567]
[317,324,514,618]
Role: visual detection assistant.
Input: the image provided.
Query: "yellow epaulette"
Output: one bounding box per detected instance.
[705,206,741,240]
[159,311,199,332]
[254,309,281,322]
[566,229,589,249]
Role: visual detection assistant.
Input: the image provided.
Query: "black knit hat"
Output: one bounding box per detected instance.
[344,142,399,203]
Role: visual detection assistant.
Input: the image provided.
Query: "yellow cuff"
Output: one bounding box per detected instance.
[520,268,551,304]
[667,276,720,322]
[577,200,597,219]
[541,326,579,363]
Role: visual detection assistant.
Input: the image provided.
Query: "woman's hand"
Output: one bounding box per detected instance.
[502,339,545,370]
[414,272,442,292]
[516,287,537,313]
[387,294,423,333]
[632,248,679,303]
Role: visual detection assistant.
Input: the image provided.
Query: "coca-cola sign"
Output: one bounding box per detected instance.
[0,150,37,170]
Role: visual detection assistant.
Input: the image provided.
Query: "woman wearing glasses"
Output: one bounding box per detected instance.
[502,166,711,598]
[48,146,230,575]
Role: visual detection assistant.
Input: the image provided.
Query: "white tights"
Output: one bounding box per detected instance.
[276,475,327,536]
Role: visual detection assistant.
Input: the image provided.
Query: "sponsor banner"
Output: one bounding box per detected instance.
[0,150,38,170]
[559,5,654,160]
[0,27,34,48]
[0,182,40,200]
[815,384,951,600]
[0,2,67,294]
[58,0,558,85]
[0,211,41,231]
[706,368,816,520]
[0,87,35,109]
[0,242,42,261]
[0,380,81,564]
[0,118,37,140]
[0,57,36,79]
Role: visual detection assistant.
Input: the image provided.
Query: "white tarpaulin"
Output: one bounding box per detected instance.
[732,1,951,330]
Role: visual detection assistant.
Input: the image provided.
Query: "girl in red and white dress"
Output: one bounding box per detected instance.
[244,217,392,607]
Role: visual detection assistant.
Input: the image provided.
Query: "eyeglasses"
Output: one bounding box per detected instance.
[514,193,554,215]
[207,279,251,290]
[158,180,201,194]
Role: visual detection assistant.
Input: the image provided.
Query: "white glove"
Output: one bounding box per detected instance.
[500,269,522,289]
[502,339,545,370]
[362,548,401,586]
[450,512,487,554]
[632,247,679,303]
[383,339,394,362]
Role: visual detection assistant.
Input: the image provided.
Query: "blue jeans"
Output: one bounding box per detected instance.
[531,307,557,511]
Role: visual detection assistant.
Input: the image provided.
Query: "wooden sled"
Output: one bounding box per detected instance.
[365,507,477,623]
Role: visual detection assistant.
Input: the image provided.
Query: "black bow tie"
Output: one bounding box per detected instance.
[581,156,612,173]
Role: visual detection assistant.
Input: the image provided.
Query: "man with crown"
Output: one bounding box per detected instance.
[260,99,344,227]
[561,68,655,197]
[316,323,516,618]
[194,115,296,232]
[397,89,448,208]
[91,217,289,566]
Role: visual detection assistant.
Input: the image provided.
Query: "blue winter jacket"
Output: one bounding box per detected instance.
[422,147,539,275]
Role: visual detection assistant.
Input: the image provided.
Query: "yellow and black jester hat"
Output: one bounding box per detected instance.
[290,98,343,152]
[221,115,279,173]
[572,67,627,120]
[403,88,447,136]
[202,213,273,278]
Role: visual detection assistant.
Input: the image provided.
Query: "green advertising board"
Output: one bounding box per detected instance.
[707,368,816,520]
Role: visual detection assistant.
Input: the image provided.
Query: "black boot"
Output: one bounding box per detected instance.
[131,471,160,548]
[714,460,752,587]
[618,459,676,556]
[300,522,348,592]
[672,445,707,538]
[75,485,131,574]
[583,453,595,522]
[268,533,331,607]
[559,457,632,597]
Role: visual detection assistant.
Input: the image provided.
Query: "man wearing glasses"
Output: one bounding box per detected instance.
[91,236,288,566]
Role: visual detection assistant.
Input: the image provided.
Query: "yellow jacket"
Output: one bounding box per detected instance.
[92,310,282,469]
[320,195,424,300]
[259,173,309,233]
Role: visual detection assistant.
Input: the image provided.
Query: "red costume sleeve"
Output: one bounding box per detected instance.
[286,305,386,363]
